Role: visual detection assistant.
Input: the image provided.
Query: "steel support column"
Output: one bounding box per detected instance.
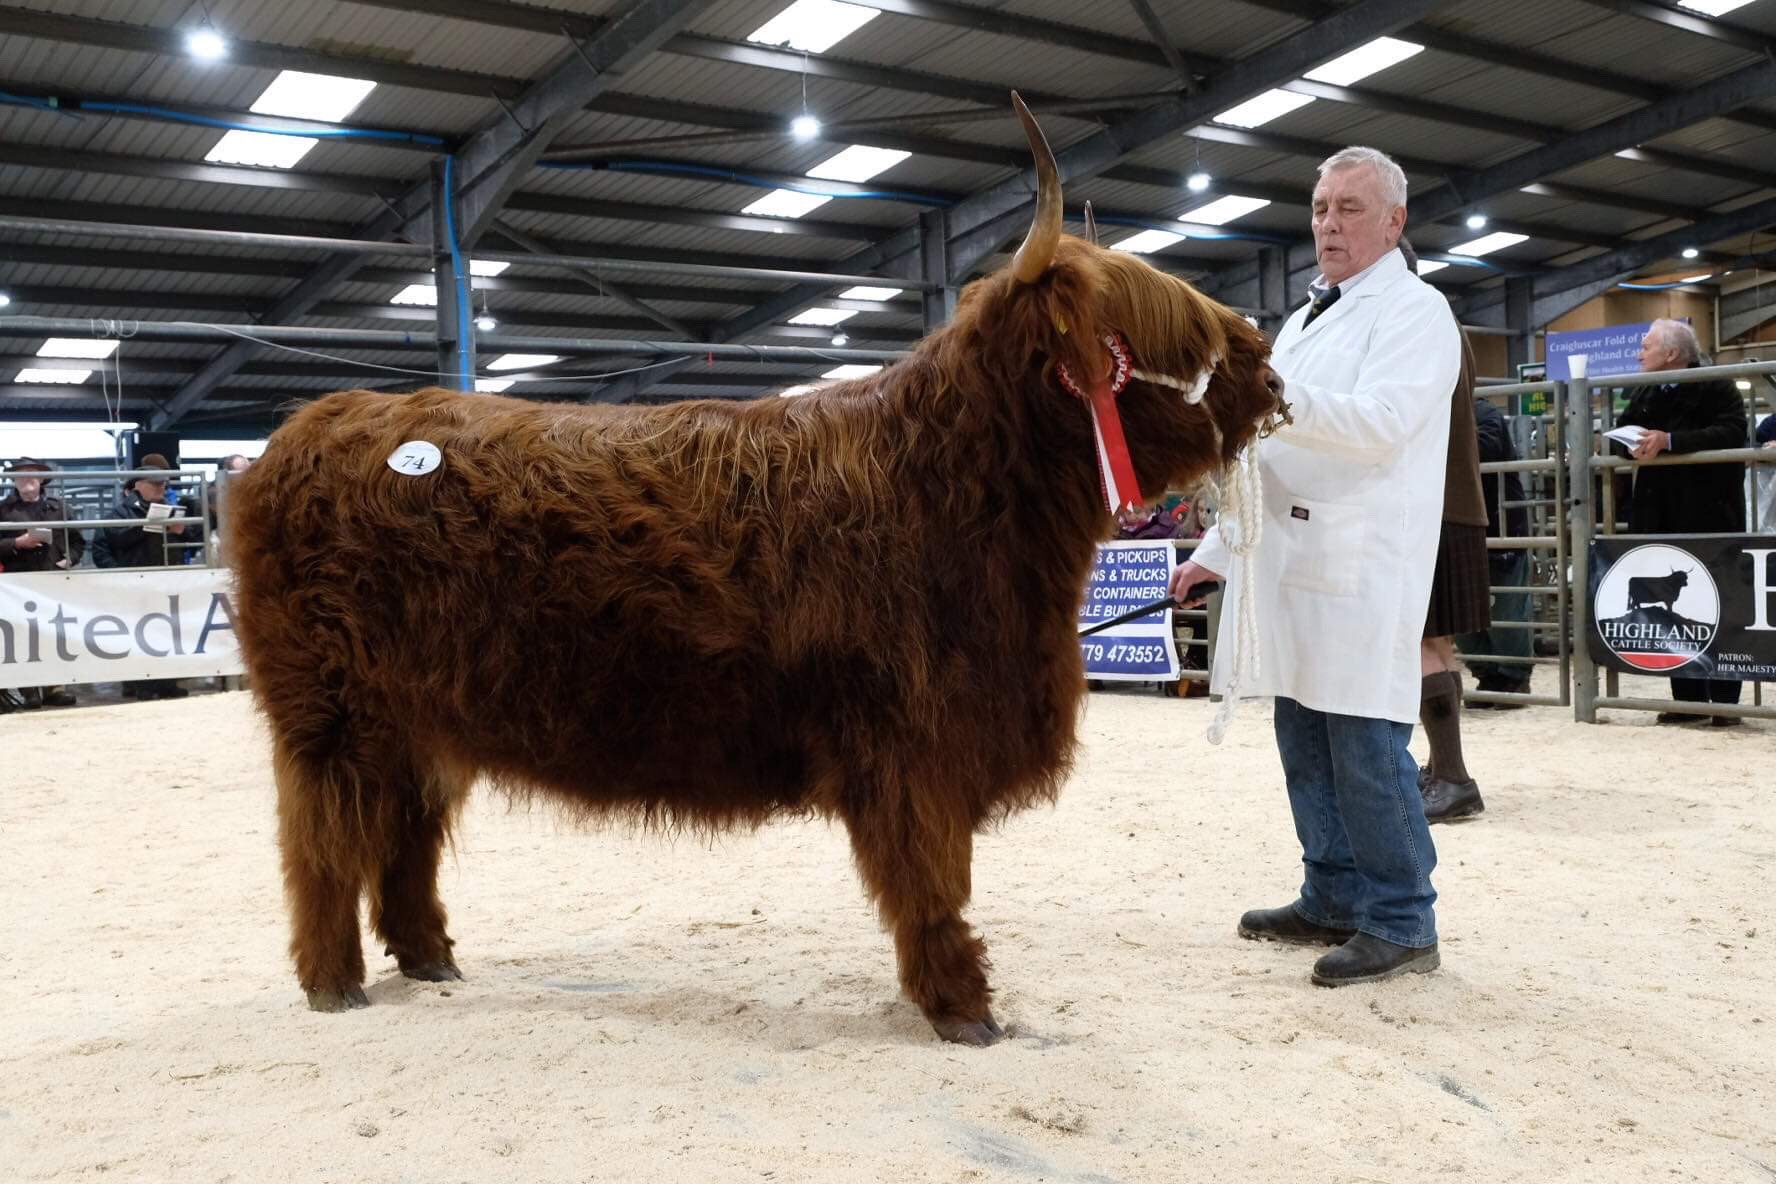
[1257,246,1290,335]
[920,210,956,330]
[432,160,474,390]
[1504,276,1535,373]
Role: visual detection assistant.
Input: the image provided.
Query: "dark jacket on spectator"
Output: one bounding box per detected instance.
[1615,376,1747,534]
[0,492,85,572]
[93,491,182,569]
[1473,399,1528,540]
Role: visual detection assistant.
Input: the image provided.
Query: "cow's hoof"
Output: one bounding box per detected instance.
[933,1013,1005,1047]
[306,985,370,1012]
[399,959,463,983]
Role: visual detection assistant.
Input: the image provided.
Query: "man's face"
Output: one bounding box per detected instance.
[138,478,167,504]
[1311,165,1406,287]
[14,476,42,503]
[1637,330,1679,373]
[226,457,251,474]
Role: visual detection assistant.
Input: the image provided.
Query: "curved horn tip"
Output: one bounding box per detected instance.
[1009,92,1063,284]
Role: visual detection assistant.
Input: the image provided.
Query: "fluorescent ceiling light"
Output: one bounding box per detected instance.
[1416,260,1450,275]
[487,353,560,371]
[1181,195,1270,226]
[807,145,910,183]
[1676,0,1754,14]
[1449,231,1529,257]
[205,130,318,169]
[206,71,376,170]
[743,189,833,219]
[778,384,819,397]
[821,364,881,380]
[389,283,439,306]
[747,0,880,53]
[1112,229,1188,254]
[17,368,92,384]
[474,378,516,392]
[1214,89,1314,129]
[1302,37,1424,86]
[838,285,903,301]
[250,71,376,122]
[788,307,857,326]
[1679,274,1713,284]
[38,338,118,359]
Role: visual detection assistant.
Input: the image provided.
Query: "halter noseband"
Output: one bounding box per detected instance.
[1056,332,1219,513]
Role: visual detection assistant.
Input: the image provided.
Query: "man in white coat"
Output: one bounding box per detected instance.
[1170,146,1460,986]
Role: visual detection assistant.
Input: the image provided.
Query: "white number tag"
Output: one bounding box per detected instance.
[386,440,442,476]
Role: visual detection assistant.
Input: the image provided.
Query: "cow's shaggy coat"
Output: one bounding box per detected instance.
[228,105,1281,1044]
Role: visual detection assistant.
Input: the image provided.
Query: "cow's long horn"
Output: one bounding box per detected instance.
[1083,201,1099,246]
[1010,92,1063,284]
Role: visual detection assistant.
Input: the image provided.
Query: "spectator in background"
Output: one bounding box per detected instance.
[1755,413,1775,534]
[1116,501,1180,540]
[1457,398,1534,704]
[1,457,87,708]
[93,453,190,700]
[1616,320,1747,727]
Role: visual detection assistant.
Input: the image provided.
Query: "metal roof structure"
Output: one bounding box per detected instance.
[1,0,1774,434]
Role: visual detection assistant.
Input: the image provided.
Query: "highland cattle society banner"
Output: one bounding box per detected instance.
[0,568,241,689]
[1078,541,1181,682]
[1587,538,1776,681]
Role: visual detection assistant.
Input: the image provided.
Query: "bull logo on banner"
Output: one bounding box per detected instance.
[1593,543,1721,672]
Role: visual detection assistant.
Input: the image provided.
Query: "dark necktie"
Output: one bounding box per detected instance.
[1303,285,1341,326]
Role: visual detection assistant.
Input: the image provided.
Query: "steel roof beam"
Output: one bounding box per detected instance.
[152,0,717,428]
[938,0,1487,280]
[1572,0,1773,55]
[489,221,695,339]
[0,7,524,99]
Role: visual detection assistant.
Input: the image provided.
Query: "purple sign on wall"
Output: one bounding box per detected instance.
[1544,321,1681,382]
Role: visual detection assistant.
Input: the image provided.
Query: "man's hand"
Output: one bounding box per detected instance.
[55,558,71,570]
[1631,429,1671,460]
[1169,558,1224,606]
[14,531,43,549]
[167,521,187,535]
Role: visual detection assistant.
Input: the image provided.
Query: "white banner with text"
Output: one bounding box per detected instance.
[0,568,240,688]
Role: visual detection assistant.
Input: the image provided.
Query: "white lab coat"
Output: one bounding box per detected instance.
[1194,248,1461,724]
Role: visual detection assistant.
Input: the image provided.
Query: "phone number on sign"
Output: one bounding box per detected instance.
[1080,642,1168,664]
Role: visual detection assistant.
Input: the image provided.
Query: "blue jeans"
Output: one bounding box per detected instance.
[1273,697,1438,948]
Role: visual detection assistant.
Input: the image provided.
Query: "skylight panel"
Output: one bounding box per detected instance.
[205,130,318,169]
[475,378,516,392]
[469,260,509,277]
[17,368,92,384]
[486,354,561,371]
[787,308,857,326]
[1676,0,1754,14]
[746,0,880,54]
[249,71,377,122]
[1214,89,1315,128]
[1180,195,1270,226]
[778,384,819,397]
[1302,38,1424,86]
[821,364,881,380]
[806,146,910,182]
[838,286,903,301]
[389,283,439,306]
[37,338,118,359]
[743,189,833,219]
[1449,231,1529,257]
[1112,229,1188,254]
[1416,260,1450,275]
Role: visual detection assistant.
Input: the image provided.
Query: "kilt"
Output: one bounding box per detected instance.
[1423,521,1491,638]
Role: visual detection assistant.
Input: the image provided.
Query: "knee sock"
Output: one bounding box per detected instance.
[1419,671,1470,785]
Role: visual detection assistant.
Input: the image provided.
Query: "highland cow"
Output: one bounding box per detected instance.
[227,98,1284,1045]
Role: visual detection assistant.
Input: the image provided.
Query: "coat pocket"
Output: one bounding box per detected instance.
[1276,496,1365,598]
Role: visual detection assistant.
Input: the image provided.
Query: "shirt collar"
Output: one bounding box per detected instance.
[1309,247,1404,302]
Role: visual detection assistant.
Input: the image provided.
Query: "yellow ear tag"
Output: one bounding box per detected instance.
[1053,314,1068,334]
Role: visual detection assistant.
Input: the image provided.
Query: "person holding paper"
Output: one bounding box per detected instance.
[1168,147,1459,987]
[1615,320,1747,726]
[93,453,191,700]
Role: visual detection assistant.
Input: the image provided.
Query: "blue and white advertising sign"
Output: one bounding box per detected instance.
[1544,322,1663,382]
[1078,541,1181,681]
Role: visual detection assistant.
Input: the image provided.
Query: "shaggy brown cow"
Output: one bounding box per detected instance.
[228,99,1283,1046]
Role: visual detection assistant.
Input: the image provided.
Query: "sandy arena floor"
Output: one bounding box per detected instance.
[2,681,1771,1183]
